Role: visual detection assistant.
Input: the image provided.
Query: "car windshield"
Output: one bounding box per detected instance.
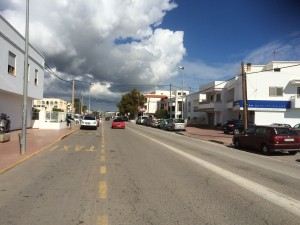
[114,118,123,122]
[83,116,95,120]
[274,128,298,136]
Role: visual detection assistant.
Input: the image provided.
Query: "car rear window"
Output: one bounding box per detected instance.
[84,116,95,120]
[174,119,185,123]
[274,128,298,136]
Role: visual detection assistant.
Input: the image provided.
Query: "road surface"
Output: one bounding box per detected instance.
[0,121,299,225]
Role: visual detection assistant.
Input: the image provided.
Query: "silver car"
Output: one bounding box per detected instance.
[166,119,186,131]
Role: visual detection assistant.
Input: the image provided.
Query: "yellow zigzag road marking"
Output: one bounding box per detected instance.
[86,146,95,151]
[63,145,72,151]
[75,145,84,151]
[48,145,97,152]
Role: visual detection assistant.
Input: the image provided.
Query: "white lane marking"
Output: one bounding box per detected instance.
[130,128,300,217]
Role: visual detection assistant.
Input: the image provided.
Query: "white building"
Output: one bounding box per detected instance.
[187,61,300,127]
[169,89,189,118]
[33,98,68,112]
[0,15,45,130]
[143,90,173,115]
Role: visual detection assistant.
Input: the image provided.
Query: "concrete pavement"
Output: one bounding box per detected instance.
[0,125,79,174]
[0,124,232,174]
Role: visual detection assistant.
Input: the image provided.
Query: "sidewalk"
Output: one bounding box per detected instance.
[0,125,232,174]
[180,127,233,146]
[0,126,79,174]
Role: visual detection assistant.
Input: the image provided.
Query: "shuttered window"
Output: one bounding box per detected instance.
[269,87,283,96]
[8,51,16,75]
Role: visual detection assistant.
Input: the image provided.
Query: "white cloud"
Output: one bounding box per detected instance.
[0,0,182,110]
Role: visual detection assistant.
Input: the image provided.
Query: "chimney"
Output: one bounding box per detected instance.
[247,63,252,72]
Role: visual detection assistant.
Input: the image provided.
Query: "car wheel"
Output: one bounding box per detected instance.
[234,139,240,149]
[233,129,239,135]
[288,151,297,155]
[261,145,271,155]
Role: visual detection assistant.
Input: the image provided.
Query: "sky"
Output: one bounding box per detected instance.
[1,0,300,111]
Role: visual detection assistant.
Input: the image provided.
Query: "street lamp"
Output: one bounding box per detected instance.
[178,66,184,119]
[89,82,94,113]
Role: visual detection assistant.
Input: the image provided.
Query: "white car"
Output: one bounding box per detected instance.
[166,119,186,131]
[80,115,97,130]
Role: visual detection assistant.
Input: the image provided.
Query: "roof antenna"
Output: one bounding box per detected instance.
[272,50,277,61]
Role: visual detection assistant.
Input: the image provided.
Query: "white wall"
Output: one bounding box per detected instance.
[0,91,32,130]
[0,15,44,99]
[0,15,45,131]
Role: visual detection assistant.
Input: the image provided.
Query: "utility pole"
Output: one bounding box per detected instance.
[20,0,29,155]
[72,79,75,118]
[169,83,172,119]
[241,62,248,130]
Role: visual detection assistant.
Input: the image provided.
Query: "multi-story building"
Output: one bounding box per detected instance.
[33,98,68,112]
[143,90,173,115]
[169,89,189,119]
[0,15,45,130]
[186,61,300,127]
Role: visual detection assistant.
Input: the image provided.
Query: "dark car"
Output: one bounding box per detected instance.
[222,120,253,134]
[232,125,300,155]
[293,123,300,135]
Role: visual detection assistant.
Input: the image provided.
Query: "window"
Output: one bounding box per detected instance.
[34,69,38,86]
[188,102,191,112]
[297,87,300,98]
[269,87,283,97]
[8,51,16,75]
[216,94,221,101]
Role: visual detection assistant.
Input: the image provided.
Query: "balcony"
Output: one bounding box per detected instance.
[198,100,222,111]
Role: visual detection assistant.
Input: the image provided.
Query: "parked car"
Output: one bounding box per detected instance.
[136,116,148,125]
[146,116,156,127]
[112,117,125,129]
[152,119,162,128]
[122,116,129,122]
[232,125,300,155]
[222,120,254,134]
[166,118,186,131]
[74,114,83,124]
[159,119,170,130]
[293,123,300,135]
[80,115,98,130]
[271,123,292,128]
[142,117,149,126]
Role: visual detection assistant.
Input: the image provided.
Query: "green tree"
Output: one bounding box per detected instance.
[117,88,146,119]
[154,109,168,119]
[74,98,81,114]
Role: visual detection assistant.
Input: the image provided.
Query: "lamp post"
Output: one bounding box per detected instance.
[178,66,184,119]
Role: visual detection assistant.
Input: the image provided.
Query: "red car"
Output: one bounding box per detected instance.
[111,118,125,129]
[232,125,300,155]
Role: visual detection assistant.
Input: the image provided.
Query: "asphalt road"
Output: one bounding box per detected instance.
[0,121,300,225]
